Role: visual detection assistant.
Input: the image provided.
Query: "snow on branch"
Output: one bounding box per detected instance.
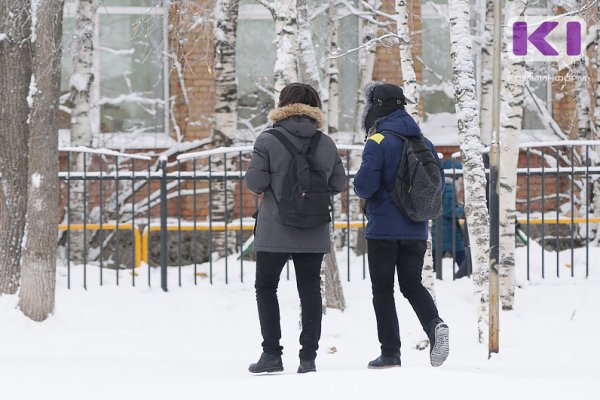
[326,33,398,60]
[524,83,569,141]
[360,0,395,20]
[59,146,152,160]
[338,0,388,26]
[256,0,276,16]
[96,94,165,107]
[309,3,330,21]
[98,46,135,55]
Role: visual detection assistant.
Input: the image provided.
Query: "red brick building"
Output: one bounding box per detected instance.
[56,0,598,220]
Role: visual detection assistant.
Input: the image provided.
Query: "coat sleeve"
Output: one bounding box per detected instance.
[353,139,384,199]
[328,152,347,195]
[244,134,271,194]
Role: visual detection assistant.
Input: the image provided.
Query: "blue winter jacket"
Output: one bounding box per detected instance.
[353,110,443,240]
[431,182,465,252]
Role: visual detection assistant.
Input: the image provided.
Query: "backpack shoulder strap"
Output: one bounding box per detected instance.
[266,127,301,155]
[379,130,406,141]
[307,131,322,155]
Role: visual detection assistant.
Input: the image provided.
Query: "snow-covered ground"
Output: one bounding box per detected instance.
[1,245,598,400]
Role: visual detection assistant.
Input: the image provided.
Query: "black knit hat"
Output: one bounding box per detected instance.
[361,82,406,134]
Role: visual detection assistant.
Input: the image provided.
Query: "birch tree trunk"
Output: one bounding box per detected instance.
[297,0,321,91]
[323,1,344,250]
[213,0,239,146]
[350,0,378,255]
[596,1,600,139]
[575,59,591,139]
[70,0,96,147]
[449,0,490,343]
[19,0,64,321]
[324,0,339,136]
[0,0,32,294]
[591,2,600,244]
[479,0,494,146]
[273,0,299,100]
[324,223,346,310]
[395,0,418,120]
[211,0,240,257]
[69,0,97,262]
[262,0,345,310]
[498,0,527,311]
[297,6,336,290]
[396,0,435,298]
[353,0,378,142]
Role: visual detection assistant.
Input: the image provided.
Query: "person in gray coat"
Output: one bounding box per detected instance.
[245,83,346,374]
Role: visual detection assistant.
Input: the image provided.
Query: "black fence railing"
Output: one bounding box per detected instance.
[50,141,600,289]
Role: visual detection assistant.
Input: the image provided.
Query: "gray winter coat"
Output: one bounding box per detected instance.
[245,103,346,253]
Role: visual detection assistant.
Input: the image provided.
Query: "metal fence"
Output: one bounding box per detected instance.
[54,141,600,289]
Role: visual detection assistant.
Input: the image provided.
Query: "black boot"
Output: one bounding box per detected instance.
[297,359,316,374]
[367,354,401,369]
[248,353,283,374]
[428,319,449,367]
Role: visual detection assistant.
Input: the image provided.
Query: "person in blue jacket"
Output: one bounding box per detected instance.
[432,159,470,279]
[354,82,449,369]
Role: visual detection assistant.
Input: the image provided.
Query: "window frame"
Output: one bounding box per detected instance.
[63,2,170,149]
[420,2,455,119]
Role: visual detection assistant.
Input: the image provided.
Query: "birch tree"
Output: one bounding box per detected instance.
[349,0,378,256]
[210,0,240,256]
[297,0,321,91]
[19,0,64,321]
[324,0,340,135]
[68,0,97,261]
[596,2,600,139]
[479,0,494,145]
[594,0,600,241]
[395,0,436,299]
[259,0,299,101]
[0,0,31,294]
[575,58,592,139]
[498,0,527,311]
[395,0,418,119]
[213,0,240,146]
[353,0,378,140]
[448,0,490,343]
[301,0,345,310]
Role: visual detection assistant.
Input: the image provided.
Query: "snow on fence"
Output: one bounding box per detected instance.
[43,143,600,289]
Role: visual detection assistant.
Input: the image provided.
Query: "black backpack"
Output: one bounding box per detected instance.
[266,127,332,229]
[383,131,443,222]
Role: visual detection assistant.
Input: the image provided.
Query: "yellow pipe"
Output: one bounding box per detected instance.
[59,224,142,268]
[139,217,600,264]
[517,218,600,225]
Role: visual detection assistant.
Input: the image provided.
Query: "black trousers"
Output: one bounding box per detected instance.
[255,251,324,360]
[368,239,440,357]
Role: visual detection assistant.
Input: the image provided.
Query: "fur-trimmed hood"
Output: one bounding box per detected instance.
[268,103,324,129]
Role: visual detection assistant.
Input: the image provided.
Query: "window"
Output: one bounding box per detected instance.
[236,0,358,136]
[61,1,168,148]
[236,2,276,134]
[421,0,455,121]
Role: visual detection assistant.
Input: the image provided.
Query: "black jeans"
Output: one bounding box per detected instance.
[368,239,440,357]
[255,251,324,360]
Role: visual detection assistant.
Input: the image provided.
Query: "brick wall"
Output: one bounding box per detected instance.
[169,0,215,142]
[373,0,423,115]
